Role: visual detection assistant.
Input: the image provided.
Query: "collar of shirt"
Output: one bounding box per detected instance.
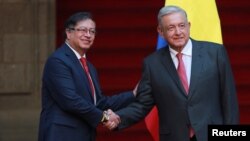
[169,39,192,57]
[65,42,97,104]
[65,41,86,59]
[168,39,192,85]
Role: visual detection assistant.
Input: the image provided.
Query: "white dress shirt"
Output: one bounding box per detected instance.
[65,41,97,104]
[169,39,192,86]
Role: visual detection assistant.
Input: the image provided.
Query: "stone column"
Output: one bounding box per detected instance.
[0,0,55,141]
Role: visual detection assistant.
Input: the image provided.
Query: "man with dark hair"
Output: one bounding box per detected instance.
[38,12,136,141]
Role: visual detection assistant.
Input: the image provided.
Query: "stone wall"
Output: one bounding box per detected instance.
[0,0,55,140]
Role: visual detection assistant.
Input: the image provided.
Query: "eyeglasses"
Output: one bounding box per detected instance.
[69,27,96,36]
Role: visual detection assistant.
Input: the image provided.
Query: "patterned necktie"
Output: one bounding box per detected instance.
[176,53,189,94]
[79,57,96,103]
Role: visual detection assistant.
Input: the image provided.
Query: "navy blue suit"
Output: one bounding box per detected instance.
[38,43,135,141]
[117,39,239,141]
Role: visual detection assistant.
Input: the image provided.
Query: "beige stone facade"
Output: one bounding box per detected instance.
[0,0,55,140]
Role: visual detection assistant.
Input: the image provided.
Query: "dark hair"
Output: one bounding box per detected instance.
[64,12,94,29]
[63,12,94,39]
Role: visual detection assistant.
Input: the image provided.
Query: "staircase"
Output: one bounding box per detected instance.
[56,0,163,141]
[217,0,250,124]
[56,0,250,140]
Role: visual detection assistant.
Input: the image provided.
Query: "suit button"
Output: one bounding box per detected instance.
[189,103,193,107]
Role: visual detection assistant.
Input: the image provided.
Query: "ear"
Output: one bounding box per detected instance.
[157,25,164,36]
[65,29,71,40]
[188,22,191,28]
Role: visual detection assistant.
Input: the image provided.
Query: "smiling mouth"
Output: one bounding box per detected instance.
[174,38,183,41]
[81,39,91,43]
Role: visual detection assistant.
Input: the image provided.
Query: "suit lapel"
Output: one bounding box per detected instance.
[188,40,204,99]
[86,62,101,98]
[159,48,187,95]
[63,44,94,100]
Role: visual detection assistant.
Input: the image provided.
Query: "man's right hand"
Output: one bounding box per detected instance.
[103,109,120,130]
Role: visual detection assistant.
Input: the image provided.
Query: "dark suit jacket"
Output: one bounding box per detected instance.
[117,39,239,141]
[38,43,135,141]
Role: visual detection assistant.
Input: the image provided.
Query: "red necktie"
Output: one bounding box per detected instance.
[176,53,195,137]
[79,57,96,102]
[176,53,189,94]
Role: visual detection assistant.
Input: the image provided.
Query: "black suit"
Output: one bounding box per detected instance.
[117,39,239,141]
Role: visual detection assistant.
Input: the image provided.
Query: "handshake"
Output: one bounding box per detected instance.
[100,82,139,130]
[101,109,121,130]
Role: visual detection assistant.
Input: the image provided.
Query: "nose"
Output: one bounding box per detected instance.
[175,27,182,34]
[84,31,92,37]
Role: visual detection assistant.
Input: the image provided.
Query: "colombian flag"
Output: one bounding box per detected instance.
[145,1,222,141]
